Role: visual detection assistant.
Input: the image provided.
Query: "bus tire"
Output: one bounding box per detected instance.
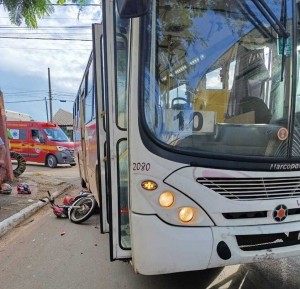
[10,151,26,177]
[70,163,76,167]
[46,155,57,168]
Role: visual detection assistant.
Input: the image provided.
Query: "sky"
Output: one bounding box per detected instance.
[0,1,102,121]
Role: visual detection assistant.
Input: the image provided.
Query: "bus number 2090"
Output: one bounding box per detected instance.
[133,162,150,171]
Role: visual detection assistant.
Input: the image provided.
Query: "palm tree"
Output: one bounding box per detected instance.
[0,0,54,28]
[0,0,85,28]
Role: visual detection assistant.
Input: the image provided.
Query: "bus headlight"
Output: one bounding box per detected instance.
[137,177,214,226]
[159,191,174,208]
[178,207,195,223]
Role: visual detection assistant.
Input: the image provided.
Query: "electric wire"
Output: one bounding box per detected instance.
[5,98,74,103]
[0,36,91,41]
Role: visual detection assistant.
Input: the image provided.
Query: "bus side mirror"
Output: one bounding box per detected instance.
[116,0,148,18]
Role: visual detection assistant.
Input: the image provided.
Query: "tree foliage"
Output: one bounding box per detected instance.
[1,0,54,28]
[0,0,86,28]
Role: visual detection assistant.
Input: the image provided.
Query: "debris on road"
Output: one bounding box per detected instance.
[0,183,12,195]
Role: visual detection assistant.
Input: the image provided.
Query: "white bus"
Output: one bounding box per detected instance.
[74,0,300,275]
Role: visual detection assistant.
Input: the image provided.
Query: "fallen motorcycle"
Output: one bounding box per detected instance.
[40,190,97,224]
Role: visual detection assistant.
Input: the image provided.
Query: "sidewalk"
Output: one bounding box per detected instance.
[0,172,78,238]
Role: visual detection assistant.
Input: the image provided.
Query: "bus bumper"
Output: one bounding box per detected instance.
[131,214,300,275]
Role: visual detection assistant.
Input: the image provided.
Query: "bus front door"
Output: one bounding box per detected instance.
[93,23,110,234]
[101,6,132,260]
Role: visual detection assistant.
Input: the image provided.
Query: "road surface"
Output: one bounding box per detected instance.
[1,165,300,289]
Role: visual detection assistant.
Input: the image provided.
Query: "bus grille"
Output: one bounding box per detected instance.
[236,231,300,251]
[196,177,300,200]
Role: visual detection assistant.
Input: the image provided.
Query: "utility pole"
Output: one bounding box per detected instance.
[48,67,52,122]
[45,97,49,122]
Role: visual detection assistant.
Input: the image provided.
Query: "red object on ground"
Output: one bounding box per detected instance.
[17,183,31,194]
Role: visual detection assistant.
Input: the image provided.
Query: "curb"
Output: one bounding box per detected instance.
[0,184,73,238]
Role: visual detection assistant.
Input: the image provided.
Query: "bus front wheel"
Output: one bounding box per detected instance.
[46,155,57,168]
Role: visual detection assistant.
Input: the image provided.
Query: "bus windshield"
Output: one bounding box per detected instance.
[142,0,298,158]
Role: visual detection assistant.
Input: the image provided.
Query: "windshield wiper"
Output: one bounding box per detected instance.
[237,1,275,40]
[251,0,289,39]
[280,0,287,81]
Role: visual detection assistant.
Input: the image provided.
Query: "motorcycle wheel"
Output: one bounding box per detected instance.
[10,151,26,177]
[69,196,97,224]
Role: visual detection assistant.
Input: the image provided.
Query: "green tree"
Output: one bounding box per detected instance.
[0,0,86,28]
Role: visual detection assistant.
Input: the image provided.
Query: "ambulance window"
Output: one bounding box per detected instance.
[11,129,26,140]
[19,130,26,140]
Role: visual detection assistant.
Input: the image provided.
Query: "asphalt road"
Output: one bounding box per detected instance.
[1,165,300,289]
[22,162,81,186]
[1,208,300,289]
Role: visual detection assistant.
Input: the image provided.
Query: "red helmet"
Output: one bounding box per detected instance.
[17,183,31,194]
[63,195,74,205]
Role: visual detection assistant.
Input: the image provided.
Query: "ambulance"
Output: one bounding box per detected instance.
[6,121,76,168]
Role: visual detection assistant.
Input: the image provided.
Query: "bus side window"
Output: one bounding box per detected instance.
[85,60,94,124]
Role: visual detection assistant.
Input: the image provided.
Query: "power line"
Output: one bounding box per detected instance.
[0,25,93,29]
[5,90,47,96]
[5,99,46,103]
[0,36,91,41]
[5,98,74,103]
[4,90,76,96]
[53,91,76,93]
[0,16,100,20]
[6,95,76,100]
[5,89,48,93]
[5,91,77,97]
[5,89,76,95]
[51,3,101,6]
[0,3,101,6]
[52,98,73,102]
[5,95,48,97]
[0,32,91,34]
[0,47,90,50]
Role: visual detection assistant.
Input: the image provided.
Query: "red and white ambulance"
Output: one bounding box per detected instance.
[6,121,76,168]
